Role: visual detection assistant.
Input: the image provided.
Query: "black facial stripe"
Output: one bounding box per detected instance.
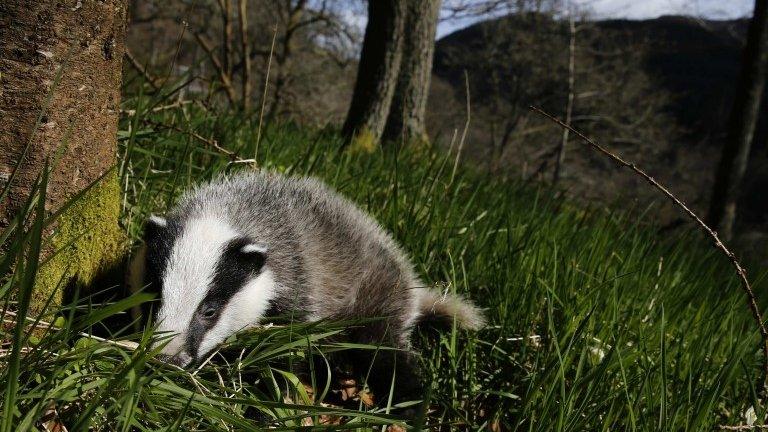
[186,237,266,358]
[205,237,266,306]
[185,318,205,359]
[143,218,180,318]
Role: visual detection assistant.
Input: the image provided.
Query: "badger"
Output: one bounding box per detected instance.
[128,171,484,403]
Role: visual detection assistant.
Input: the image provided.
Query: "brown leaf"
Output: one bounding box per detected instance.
[359,390,375,407]
[39,402,68,432]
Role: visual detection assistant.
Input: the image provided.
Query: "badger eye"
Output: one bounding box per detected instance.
[201,307,218,319]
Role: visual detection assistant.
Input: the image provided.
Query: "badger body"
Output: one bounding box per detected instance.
[130,171,483,400]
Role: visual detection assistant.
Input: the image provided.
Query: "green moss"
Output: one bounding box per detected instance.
[32,171,127,315]
[348,128,378,154]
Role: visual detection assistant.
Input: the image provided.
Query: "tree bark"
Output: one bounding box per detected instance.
[342,0,407,147]
[267,1,306,120]
[553,16,576,184]
[707,0,768,241]
[383,0,442,145]
[0,0,128,313]
[219,0,233,77]
[238,0,252,111]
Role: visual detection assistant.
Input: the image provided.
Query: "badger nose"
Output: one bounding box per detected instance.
[157,352,192,368]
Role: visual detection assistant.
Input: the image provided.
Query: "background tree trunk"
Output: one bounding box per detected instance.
[707,0,768,242]
[342,0,407,147]
[553,15,576,184]
[383,0,442,145]
[0,0,129,313]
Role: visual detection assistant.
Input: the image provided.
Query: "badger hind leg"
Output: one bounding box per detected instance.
[344,320,425,414]
[299,326,421,416]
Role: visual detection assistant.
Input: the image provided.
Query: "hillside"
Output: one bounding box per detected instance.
[428,14,767,261]
[594,16,746,139]
[434,14,748,147]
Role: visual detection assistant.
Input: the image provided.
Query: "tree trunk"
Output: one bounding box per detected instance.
[238,0,252,111]
[342,0,407,148]
[707,0,768,241]
[553,16,576,184]
[382,0,442,145]
[0,0,128,313]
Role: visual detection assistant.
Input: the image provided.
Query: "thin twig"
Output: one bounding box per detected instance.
[236,348,246,392]
[120,100,195,117]
[254,24,279,164]
[719,425,768,430]
[1,311,139,351]
[192,349,221,376]
[192,31,237,104]
[142,119,242,162]
[124,49,160,91]
[451,70,471,183]
[530,105,768,394]
[160,21,188,91]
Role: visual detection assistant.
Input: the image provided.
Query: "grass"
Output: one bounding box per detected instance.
[1,89,767,430]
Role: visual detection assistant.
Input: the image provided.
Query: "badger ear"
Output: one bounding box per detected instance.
[240,243,266,254]
[147,215,168,228]
[144,215,168,241]
[239,243,266,269]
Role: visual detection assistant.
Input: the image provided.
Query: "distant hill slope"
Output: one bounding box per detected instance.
[427,14,767,254]
[434,14,748,145]
[595,16,746,141]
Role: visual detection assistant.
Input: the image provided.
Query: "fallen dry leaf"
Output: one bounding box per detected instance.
[39,401,68,432]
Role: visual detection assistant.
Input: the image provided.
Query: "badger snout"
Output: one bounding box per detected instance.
[157,351,193,368]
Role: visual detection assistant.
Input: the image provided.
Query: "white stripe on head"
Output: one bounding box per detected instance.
[196,270,278,357]
[154,215,238,356]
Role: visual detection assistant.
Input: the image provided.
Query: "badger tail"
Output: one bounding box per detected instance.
[416,287,485,331]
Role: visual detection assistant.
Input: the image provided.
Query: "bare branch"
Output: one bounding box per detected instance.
[143,119,241,162]
[192,31,237,104]
[124,49,160,91]
[217,0,233,77]
[120,99,195,117]
[442,0,514,20]
[255,25,279,164]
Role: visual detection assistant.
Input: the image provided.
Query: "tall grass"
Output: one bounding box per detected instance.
[1,93,766,430]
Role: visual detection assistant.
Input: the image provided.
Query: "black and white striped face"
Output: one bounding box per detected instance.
[142,215,276,367]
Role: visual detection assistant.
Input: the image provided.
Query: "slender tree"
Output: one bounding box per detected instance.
[238,0,252,111]
[383,0,442,145]
[708,0,768,241]
[0,0,128,313]
[342,0,407,145]
[553,15,576,184]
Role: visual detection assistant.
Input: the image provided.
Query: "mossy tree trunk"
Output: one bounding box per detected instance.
[0,0,129,313]
[383,0,442,146]
[342,0,407,149]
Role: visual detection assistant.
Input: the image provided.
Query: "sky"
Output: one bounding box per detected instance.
[437,0,755,37]
[571,0,753,20]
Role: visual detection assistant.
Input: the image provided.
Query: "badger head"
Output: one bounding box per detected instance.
[138,214,276,367]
